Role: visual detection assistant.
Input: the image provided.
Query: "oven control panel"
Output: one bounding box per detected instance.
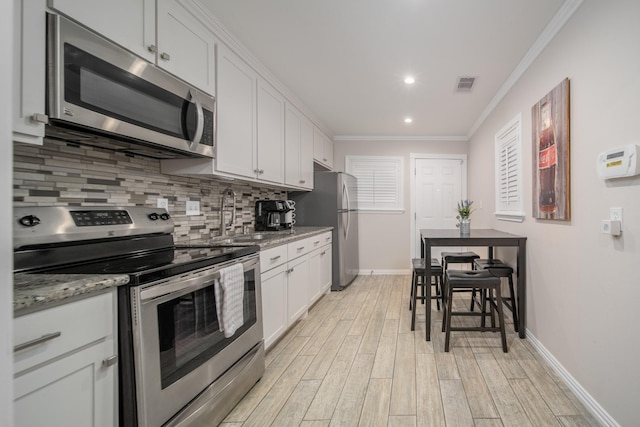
[70,210,133,227]
[13,206,175,249]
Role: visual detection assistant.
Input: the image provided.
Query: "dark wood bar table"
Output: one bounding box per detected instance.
[420,228,527,341]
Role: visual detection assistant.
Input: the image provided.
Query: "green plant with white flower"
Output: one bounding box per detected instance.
[456,199,474,228]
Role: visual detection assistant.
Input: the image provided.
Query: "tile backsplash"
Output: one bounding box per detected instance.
[14,139,288,243]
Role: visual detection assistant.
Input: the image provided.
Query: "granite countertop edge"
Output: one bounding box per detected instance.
[14,273,130,316]
[13,227,333,315]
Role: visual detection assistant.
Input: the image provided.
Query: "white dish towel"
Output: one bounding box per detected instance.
[214,263,245,338]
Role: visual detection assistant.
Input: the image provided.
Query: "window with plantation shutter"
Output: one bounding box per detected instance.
[346,156,404,212]
[495,114,525,222]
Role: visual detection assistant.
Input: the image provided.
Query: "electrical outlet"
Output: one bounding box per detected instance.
[186,200,200,216]
[157,198,169,211]
[610,207,623,226]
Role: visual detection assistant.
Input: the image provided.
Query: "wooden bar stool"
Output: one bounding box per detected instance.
[410,258,443,331]
[442,270,507,352]
[473,259,519,332]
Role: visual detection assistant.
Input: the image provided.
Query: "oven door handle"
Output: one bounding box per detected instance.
[139,256,258,302]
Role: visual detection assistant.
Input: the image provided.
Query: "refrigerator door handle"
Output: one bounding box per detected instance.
[343,182,350,238]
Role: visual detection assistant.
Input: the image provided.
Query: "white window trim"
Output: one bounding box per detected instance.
[345,155,404,213]
[495,114,525,222]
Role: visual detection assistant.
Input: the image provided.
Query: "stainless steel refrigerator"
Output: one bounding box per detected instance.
[290,171,359,290]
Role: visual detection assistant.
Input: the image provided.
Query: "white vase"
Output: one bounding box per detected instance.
[459,218,471,236]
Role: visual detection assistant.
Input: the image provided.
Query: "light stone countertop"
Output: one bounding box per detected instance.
[13,273,129,316]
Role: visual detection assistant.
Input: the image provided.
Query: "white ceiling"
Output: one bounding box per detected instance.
[199,0,567,140]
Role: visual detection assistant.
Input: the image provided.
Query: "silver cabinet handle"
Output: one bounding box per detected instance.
[147,44,158,53]
[160,52,171,61]
[313,240,320,245]
[297,246,304,251]
[14,332,61,353]
[299,180,306,184]
[270,255,281,261]
[103,355,118,367]
[259,169,265,174]
[321,251,326,255]
[31,113,49,124]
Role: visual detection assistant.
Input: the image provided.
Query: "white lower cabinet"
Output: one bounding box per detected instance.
[260,232,332,349]
[286,254,309,325]
[308,233,333,304]
[261,263,288,349]
[13,290,118,427]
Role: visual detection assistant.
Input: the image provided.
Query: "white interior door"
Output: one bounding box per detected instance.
[413,157,466,258]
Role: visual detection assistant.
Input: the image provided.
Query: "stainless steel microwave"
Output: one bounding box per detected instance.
[46,14,215,159]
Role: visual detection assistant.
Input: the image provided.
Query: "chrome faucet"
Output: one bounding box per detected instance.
[219,187,237,237]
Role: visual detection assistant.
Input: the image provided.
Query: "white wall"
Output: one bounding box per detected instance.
[334,139,468,273]
[468,1,639,425]
[1,1,14,425]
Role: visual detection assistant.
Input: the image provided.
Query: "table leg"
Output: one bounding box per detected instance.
[425,240,432,341]
[517,239,526,338]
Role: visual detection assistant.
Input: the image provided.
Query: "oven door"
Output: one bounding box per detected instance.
[131,254,262,427]
[47,14,215,158]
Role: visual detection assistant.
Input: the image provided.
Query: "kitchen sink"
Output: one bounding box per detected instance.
[233,234,267,241]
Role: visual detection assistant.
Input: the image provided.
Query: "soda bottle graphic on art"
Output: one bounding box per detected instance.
[537,100,557,217]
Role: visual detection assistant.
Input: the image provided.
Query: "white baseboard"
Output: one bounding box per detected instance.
[526,330,619,426]
[358,269,409,275]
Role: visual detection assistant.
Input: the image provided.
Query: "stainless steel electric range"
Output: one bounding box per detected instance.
[14,206,265,427]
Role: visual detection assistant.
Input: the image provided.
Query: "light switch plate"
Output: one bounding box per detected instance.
[186,200,200,216]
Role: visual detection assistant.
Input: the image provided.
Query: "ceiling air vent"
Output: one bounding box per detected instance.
[456,76,476,92]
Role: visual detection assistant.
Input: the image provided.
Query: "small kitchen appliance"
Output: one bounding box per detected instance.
[14,206,264,427]
[254,200,294,231]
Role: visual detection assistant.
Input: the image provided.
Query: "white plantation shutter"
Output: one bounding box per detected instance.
[346,156,403,211]
[495,115,525,222]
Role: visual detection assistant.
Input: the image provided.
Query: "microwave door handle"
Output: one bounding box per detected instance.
[189,89,204,149]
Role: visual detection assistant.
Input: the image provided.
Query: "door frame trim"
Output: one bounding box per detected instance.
[409,153,468,259]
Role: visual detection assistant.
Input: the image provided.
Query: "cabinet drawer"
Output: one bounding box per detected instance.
[14,291,115,374]
[288,238,311,259]
[260,244,288,272]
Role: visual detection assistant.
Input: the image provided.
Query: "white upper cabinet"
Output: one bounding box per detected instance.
[215,43,257,177]
[313,126,334,169]
[13,0,47,145]
[285,103,314,190]
[156,0,215,95]
[48,0,216,96]
[256,79,285,184]
[48,0,156,62]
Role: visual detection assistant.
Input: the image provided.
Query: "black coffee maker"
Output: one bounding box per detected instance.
[255,200,294,231]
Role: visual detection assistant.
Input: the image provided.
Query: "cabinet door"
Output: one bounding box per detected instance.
[216,43,257,177]
[284,103,302,187]
[14,340,117,427]
[299,116,315,189]
[308,248,323,304]
[287,255,309,325]
[49,0,156,62]
[156,0,216,95]
[323,136,334,169]
[313,126,325,163]
[320,244,333,294]
[257,79,285,184]
[261,264,288,350]
[13,0,47,145]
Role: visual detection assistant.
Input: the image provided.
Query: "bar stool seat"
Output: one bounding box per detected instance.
[410,258,443,331]
[441,251,481,267]
[442,270,507,352]
[474,259,518,332]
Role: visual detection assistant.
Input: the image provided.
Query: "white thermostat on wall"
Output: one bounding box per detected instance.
[597,144,639,179]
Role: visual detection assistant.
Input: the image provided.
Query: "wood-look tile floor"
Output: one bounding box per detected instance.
[221,275,601,427]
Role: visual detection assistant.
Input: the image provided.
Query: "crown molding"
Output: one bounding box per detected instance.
[466,0,584,139]
[333,135,468,142]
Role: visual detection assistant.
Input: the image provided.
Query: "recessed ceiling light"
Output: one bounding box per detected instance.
[404,76,415,85]
[404,117,413,124]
